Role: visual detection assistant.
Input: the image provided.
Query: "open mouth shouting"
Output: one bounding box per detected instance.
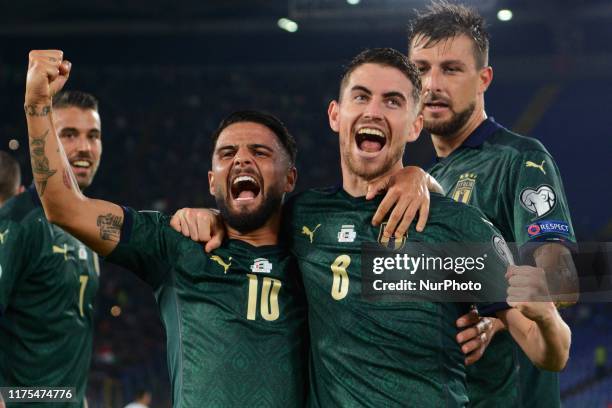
[355,126,388,156]
[230,174,262,203]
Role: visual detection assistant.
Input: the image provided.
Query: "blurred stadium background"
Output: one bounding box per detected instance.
[1,0,611,406]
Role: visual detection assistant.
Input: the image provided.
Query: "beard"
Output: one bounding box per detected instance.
[215,186,284,234]
[424,101,475,138]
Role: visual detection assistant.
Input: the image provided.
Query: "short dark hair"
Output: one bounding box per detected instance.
[211,110,297,166]
[408,1,490,68]
[52,90,99,111]
[339,47,422,105]
[0,150,21,202]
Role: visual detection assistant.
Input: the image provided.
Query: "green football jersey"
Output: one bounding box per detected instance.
[106,207,308,408]
[428,117,576,408]
[285,187,512,408]
[0,187,99,408]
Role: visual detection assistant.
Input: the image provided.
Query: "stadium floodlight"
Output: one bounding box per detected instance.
[347,0,361,5]
[278,17,299,32]
[497,9,513,21]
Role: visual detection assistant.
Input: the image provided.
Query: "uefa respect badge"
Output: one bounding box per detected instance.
[526,220,571,238]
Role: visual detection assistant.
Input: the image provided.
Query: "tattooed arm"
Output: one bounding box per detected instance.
[25,50,123,256]
[534,243,579,306]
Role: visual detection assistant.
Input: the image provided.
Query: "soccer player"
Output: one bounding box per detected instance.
[0,91,102,408]
[408,3,578,407]
[285,47,571,407]
[179,48,571,406]
[23,50,307,407]
[0,151,24,208]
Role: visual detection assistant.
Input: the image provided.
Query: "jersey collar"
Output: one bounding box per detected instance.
[461,116,503,148]
[431,117,503,165]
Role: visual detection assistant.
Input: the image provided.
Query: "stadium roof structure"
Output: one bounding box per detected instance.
[2,0,612,35]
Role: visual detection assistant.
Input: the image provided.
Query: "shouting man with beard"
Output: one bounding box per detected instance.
[23,49,307,408]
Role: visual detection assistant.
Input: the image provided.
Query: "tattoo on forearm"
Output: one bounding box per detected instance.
[558,253,579,290]
[30,129,57,196]
[535,244,579,306]
[96,213,123,242]
[24,104,51,117]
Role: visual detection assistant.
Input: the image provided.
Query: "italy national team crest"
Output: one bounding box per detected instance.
[451,173,477,204]
[377,222,406,250]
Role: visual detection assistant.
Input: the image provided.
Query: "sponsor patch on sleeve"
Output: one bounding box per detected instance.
[526,220,571,238]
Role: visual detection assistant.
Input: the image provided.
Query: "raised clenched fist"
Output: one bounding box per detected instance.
[25,50,71,107]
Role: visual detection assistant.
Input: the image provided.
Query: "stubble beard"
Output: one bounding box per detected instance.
[342,141,405,182]
[424,102,476,138]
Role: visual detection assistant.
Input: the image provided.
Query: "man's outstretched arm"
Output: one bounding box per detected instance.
[25,49,122,256]
[497,265,571,371]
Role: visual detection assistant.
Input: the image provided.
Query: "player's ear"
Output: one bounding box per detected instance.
[208,171,215,196]
[328,100,340,133]
[408,113,423,142]
[479,66,493,94]
[284,166,297,193]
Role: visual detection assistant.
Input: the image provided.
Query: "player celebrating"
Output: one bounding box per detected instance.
[179,48,571,406]
[408,3,578,407]
[0,91,101,407]
[22,50,306,407]
[284,47,570,407]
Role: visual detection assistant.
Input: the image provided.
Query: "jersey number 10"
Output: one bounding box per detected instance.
[246,274,281,321]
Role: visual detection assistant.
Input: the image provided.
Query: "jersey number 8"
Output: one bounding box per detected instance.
[331,255,351,300]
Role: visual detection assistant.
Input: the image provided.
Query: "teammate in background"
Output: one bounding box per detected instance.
[123,389,152,408]
[408,2,578,407]
[0,91,102,408]
[0,151,24,208]
[175,48,571,406]
[23,50,307,407]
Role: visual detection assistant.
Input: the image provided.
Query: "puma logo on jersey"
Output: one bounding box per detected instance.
[52,244,70,261]
[0,229,8,244]
[210,255,232,274]
[525,160,546,175]
[301,224,321,243]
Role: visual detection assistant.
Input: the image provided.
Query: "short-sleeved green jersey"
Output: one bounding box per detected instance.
[428,118,576,408]
[285,188,511,408]
[106,207,308,408]
[0,187,99,408]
